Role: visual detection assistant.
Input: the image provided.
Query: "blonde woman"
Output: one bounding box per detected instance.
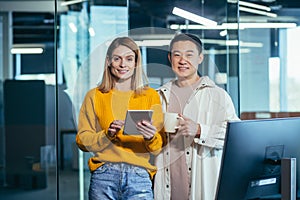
[76,37,163,200]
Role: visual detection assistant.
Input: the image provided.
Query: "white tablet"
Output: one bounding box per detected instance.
[123,110,153,135]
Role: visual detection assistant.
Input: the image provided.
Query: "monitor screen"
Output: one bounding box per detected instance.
[216,117,300,200]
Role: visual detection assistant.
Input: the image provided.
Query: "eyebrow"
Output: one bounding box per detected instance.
[171,50,195,53]
[112,54,135,58]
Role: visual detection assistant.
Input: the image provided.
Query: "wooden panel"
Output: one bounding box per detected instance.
[240,112,300,120]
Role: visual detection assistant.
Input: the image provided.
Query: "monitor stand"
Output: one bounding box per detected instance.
[281,158,296,200]
[245,157,297,200]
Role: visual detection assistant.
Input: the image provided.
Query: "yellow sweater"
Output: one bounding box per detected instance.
[76,87,164,179]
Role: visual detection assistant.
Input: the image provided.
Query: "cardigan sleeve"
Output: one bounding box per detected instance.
[76,89,114,153]
[194,90,240,149]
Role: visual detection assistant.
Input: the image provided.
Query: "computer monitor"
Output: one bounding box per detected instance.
[216,117,300,200]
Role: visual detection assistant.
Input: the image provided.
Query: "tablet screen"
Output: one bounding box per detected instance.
[123,110,153,135]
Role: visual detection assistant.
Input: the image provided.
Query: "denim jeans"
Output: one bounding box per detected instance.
[89,162,153,200]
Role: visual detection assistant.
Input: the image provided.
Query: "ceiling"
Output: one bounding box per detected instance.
[1,0,300,45]
[130,0,300,28]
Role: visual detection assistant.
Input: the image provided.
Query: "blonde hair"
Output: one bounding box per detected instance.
[98,37,148,95]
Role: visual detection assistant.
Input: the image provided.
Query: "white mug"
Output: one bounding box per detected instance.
[164,112,183,133]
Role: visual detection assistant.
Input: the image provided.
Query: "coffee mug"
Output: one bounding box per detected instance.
[164,112,183,133]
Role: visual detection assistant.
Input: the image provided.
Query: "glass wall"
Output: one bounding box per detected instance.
[0,0,300,199]
[0,0,130,199]
[239,15,300,117]
[58,2,128,199]
[0,1,58,200]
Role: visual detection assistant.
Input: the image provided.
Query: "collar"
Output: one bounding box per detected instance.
[157,76,216,93]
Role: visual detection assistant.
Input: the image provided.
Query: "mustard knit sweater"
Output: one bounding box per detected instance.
[76,87,164,179]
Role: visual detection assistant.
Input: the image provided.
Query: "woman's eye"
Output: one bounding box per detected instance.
[113,57,120,62]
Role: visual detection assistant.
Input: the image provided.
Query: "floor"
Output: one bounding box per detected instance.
[0,137,91,200]
[0,168,90,200]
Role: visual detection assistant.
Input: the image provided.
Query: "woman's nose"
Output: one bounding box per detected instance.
[119,59,126,67]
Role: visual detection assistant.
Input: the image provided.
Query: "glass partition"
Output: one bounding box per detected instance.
[0,1,58,200]
[0,0,300,199]
[238,4,300,118]
[58,1,128,199]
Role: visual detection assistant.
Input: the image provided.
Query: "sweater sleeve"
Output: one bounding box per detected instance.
[144,89,164,155]
[76,89,114,153]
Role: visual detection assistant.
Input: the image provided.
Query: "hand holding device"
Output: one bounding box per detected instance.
[108,120,124,137]
[123,110,153,135]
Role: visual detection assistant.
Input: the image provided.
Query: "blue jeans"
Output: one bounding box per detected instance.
[89,162,153,200]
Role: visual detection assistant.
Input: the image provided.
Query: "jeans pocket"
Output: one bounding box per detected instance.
[93,164,109,175]
[133,166,149,178]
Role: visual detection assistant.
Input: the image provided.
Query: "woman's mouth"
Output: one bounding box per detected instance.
[116,69,129,74]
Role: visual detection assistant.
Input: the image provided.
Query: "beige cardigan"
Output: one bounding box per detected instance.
[154,76,240,200]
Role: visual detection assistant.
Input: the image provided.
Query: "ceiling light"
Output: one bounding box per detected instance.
[11,48,44,54]
[220,30,228,37]
[228,0,276,18]
[237,22,296,29]
[201,39,262,47]
[170,22,296,30]
[170,24,239,30]
[240,41,263,48]
[135,40,171,46]
[261,0,276,2]
[68,22,78,33]
[226,40,239,46]
[206,48,251,55]
[228,0,272,11]
[15,74,56,85]
[11,44,44,54]
[239,6,277,18]
[61,0,87,6]
[88,27,95,37]
[172,7,217,26]
[239,1,271,11]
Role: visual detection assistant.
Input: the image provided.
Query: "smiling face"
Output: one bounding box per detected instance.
[108,45,136,81]
[169,40,203,83]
